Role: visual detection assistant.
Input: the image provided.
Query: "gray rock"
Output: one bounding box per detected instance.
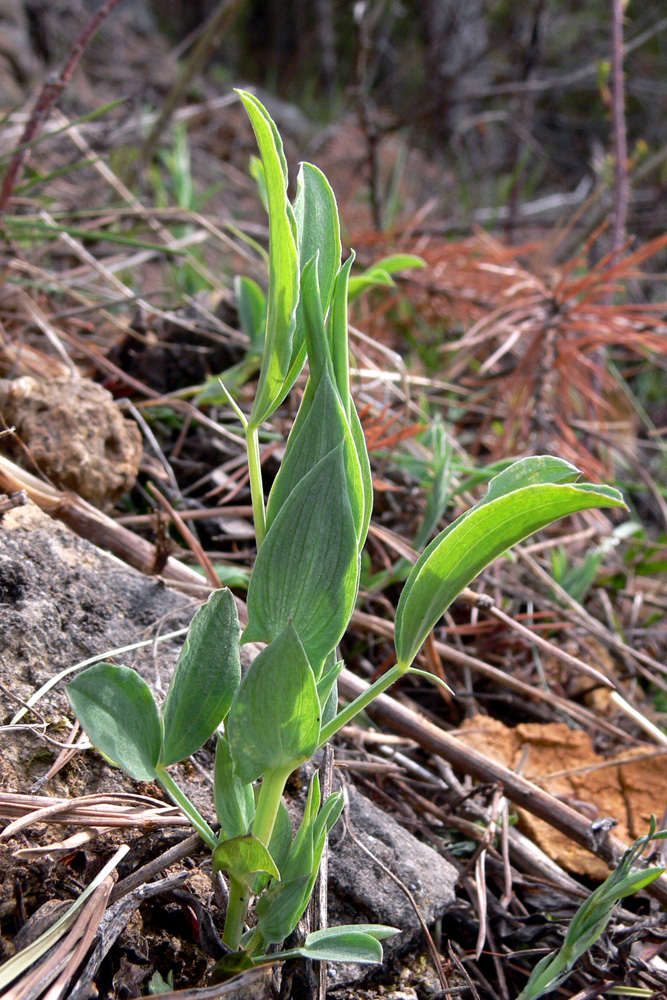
[329,783,456,935]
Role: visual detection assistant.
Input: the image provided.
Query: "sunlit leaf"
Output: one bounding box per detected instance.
[237,91,299,430]
[395,460,626,669]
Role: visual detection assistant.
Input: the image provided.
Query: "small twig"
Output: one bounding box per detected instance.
[0,0,127,218]
[337,667,667,907]
[610,0,629,261]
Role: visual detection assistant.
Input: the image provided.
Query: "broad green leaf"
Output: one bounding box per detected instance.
[265,369,363,544]
[68,663,162,782]
[213,734,254,840]
[347,272,394,299]
[277,162,343,409]
[234,275,266,351]
[249,155,268,213]
[227,624,320,784]
[243,444,359,667]
[212,833,280,886]
[299,930,382,964]
[161,590,241,766]
[370,253,425,274]
[309,924,399,942]
[264,256,367,546]
[395,466,626,669]
[237,91,299,430]
[293,162,341,317]
[348,253,425,301]
[328,253,355,416]
[317,657,344,709]
[255,875,311,944]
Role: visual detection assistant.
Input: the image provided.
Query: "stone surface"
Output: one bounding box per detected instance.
[0,375,142,508]
[329,784,456,935]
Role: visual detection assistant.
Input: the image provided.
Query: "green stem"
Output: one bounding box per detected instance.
[156,766,218,851]
[223,876,251,951]
[221,767,290,954]
[252,766,291,847]
[318,663,406,747]
[246,424,266,549]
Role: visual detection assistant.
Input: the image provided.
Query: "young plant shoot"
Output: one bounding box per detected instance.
[67,92,627,976]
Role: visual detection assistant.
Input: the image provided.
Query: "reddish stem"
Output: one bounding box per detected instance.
[0,0,126,219]
[610,0,628,260]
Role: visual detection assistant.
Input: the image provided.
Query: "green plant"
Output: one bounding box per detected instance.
[67,92,627,978]
[517,822,667,1000]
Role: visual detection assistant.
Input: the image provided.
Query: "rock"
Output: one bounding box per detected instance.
[0,375,142,509]
[0,501,194,798]
[326,783,456,984]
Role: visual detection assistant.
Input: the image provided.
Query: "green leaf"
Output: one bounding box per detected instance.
[265,363,363,546]
[348,390,373,547]
[265,258,366,546]
[312,789,344,844]
[255,778,342,945]
[161,590,241,766]
[234,275,266,351]
[299,930,382,964]
[293,162,341,317]
[68,663,162,782]
[328,253,355,416]
[395,460,627,669]
[278,161,343,410]
[237,91,299,430]
[317,656,344,710]
[299,924,398,963]
[249,154,268,213]
[212,833,280,886]
[348,253,425,301]
[227,624,321,784]
[244,444,359,667]
[214,735,255,840]
[254,875,311,944]
[328,924,400,941]
[347,272,394,300]
[370,253,425,274]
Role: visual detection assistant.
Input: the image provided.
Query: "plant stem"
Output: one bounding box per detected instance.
[246,424,266,548]
[221,767,290,953]
[252,766,291,846]
[317,663,405,747]
[222,876,251,951]
[156,766,218,851]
